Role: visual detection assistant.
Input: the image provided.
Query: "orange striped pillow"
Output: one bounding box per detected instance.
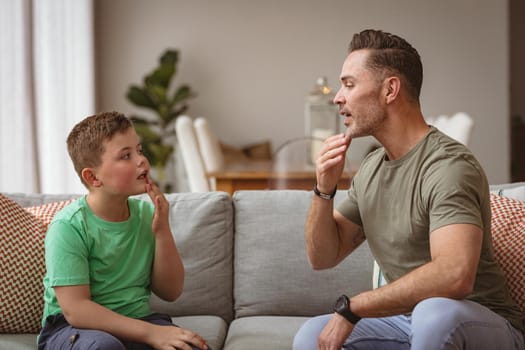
[490,193,525,324]
[0,195,73,333]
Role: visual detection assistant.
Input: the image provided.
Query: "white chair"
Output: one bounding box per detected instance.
[175,115,210,192]
[193,117,225,173]
[428,112,474,146]
[193,117,229,191]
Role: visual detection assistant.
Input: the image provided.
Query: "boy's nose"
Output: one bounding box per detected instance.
[138,154,149,166]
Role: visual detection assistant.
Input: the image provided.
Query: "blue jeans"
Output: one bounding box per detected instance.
[293,297,524,350]
[38,313,205,350]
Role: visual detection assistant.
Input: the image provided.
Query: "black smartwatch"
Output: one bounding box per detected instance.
[333,294,361,324]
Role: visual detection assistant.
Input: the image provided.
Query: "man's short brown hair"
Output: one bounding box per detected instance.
[349,29,423,103]
[67,111,133,186]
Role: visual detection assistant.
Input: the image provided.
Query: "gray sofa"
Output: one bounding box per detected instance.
[2,184,524,349]
[1,190,373,350]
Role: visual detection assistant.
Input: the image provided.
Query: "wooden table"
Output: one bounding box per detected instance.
[207,160,354,196]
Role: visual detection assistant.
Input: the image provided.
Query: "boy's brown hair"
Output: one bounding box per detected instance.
[67,111,133,186]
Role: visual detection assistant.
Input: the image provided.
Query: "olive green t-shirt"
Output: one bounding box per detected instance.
[41,196,156,326]
[337,127,523,332]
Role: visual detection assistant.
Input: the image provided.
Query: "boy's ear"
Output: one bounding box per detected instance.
[81,168,101,187]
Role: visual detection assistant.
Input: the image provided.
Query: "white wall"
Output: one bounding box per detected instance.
[96,0,509,183]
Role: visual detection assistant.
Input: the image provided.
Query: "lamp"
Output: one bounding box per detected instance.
[305,77,339,164]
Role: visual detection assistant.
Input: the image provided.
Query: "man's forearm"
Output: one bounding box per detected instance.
[305,195,341,269]
[351,223,482,318]
[350,256,476,318]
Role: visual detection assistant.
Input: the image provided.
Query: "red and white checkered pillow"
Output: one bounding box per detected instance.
[0,195,73,333]
[490,193,525,319]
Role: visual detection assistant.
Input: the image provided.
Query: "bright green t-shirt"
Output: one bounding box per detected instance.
[337,127,523,332]
[41,196,155,326]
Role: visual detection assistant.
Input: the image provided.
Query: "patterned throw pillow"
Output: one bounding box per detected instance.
[490,193,525,319]
[0,195,73,333]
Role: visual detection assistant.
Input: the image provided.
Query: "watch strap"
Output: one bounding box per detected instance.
[334,294,361,324]
[313,184,337,200]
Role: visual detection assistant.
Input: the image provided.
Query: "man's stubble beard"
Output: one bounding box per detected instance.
[345,105,387,139]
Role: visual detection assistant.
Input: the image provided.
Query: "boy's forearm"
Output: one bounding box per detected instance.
[64,299,154,344]
[151,230,185,301]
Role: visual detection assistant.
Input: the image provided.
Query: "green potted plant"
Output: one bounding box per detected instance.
[126,49,196,192]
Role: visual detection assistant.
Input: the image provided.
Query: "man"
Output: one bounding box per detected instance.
[293,29,524,350]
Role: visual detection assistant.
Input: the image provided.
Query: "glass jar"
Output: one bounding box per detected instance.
[305,77,339,164]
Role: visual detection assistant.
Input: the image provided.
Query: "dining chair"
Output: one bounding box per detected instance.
[272,136,318,172]
[193,117,230,191]
[175,115,210,192]
[193,117,225,173]
[270,136,353,190]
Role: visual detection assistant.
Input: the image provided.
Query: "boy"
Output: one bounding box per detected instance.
[38,111,209,350]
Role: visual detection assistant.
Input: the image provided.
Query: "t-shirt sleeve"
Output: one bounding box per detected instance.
[424,157,486,233]
[45,219,90,287]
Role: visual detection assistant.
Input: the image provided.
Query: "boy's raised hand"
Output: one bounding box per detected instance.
[145,175,185,302]
[145,176,170,236]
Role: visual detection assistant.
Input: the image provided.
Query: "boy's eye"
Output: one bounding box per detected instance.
[138,148,144,155]
[121,153,131,160]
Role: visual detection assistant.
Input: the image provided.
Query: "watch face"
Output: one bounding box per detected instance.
[334,294,361,324]
[335,295,348,312]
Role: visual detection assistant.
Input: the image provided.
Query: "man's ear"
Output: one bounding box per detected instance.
[384,76,401,104]
[81,168,101,187]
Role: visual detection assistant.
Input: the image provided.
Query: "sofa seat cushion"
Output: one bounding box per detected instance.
[0,194,73,333]
[172,315,228,350]
[223,316,310,350]
[0,334,38,350]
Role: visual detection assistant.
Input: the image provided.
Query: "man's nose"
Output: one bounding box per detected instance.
[333,88,344,105]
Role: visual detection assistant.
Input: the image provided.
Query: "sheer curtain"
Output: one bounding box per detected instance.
[0,0,94,194]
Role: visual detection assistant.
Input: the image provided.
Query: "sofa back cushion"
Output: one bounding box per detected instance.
[490,182,525,201]
[148,192,234,323]
[232,190,373,318]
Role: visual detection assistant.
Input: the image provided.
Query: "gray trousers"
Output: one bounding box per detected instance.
[293,297,524,350]
[38,313,204,350]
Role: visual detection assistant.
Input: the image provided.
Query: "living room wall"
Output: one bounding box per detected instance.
[95,0,509,184]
